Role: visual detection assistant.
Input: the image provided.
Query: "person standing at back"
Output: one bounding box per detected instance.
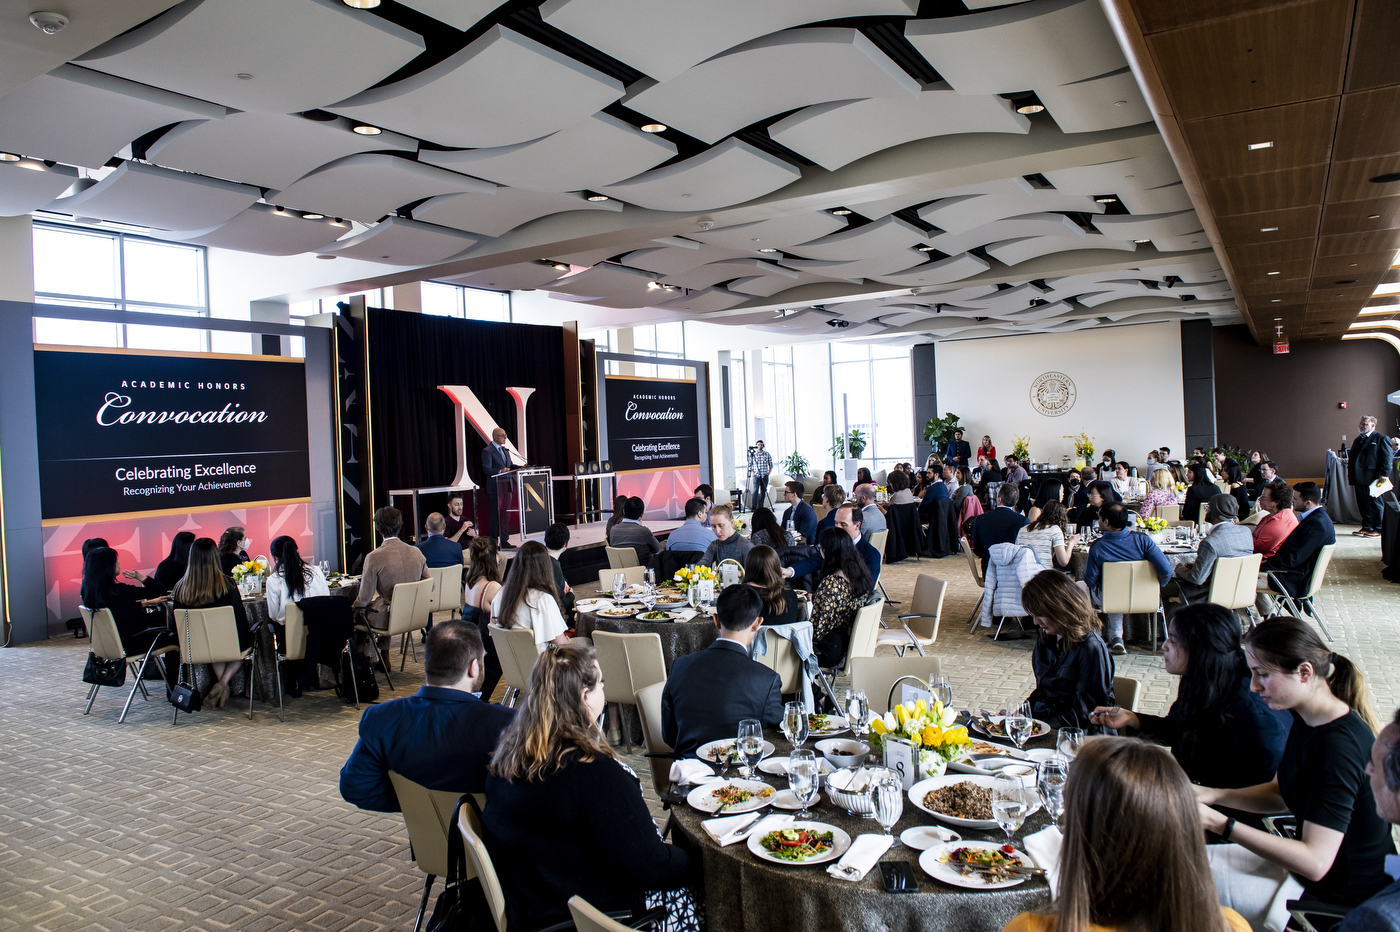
[481,427,517,550]
[1350,414,1394,537]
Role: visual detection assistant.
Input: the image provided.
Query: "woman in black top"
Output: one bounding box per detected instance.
[484,642,694,931]
[856,467,873,487]
[1221,458,1250,515]
[80,547,172,654]
[1182,463,1217,526]
[811,471,837,505]
[744,545,801,627]
[217,526,250,575]
[153,531,196,592]
[1194,617,1393,906]
[1021,570,1114,731]
[172,537,254,708]
[1091,604,1289,788]
[748,506,791,551]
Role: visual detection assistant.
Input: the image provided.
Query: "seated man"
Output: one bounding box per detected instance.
[416,513,465,568]
[664,497,716,552]
[354,507,430,652]
[1163,494,1253,606]
[852,483,886,543]
[661,586,782,757]
[608,496,662,564]
[1109,462,1136,499]
[693,483,715,528]
[340,620,514,811]
[971,483,1028,575]
[1259,481,1335,610]
[1339,707,1400,931]
[780,480,819,544]
[442,492,476,550]
[1252,479,1298,559]
[919,468,951,514]
[1083,503,1172,656]
[1002,455,1029,485]
[544,523,574,619]
[835,503,881,591]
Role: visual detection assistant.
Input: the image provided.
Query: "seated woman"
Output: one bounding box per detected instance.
[1183,463,1217,524]
[1020,570,1114,731]
[818,485,845,534]
[80,546,175,658]
[216,526,251,575]
[748,506,792,550]
[604,494,628,543]
[699,504,753,568]
[1002,737,1250,932]
[152,531,196,592]
[172,537,254,708]
[1140,466,1179,518]
[1015,501,1078,571]
[1090,604,1289,789]
[744,545,801,627]
[811,471,838,505]
[1025,479,1065,525]
[463,535,505,700]
[1193,618,1393,910]
[950,467,973,508]
[856,466,873,487]
[1070,480,1113,529]
[490,541,569,648]
[263,536,330,697]
[483,641,695,931]
[1221,457,1250,515]
[810,528,872,667]
[886,468,918,505]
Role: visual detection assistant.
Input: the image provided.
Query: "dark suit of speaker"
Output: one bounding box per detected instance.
[661,639,782,757]
[481,442,514,546]
[1262,509,1335,598]
[1350,431,1394,531]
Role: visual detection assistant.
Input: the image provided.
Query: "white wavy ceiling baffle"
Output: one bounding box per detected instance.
[0,0,1238,336]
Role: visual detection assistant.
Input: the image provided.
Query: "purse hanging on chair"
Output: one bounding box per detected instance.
[82,652,126,687]
[168,609,203,713]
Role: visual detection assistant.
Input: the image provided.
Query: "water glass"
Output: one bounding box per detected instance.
[1057,727,1085,760]
[845,690,869,735]
[1005,701,1035,750]
[1036,756,1070,830]
[931,675,954,709]
[611,572,626,601]
[869,768,904,845]
[782,701,809,749]
[992,773,1030,843]
[737,719,764,779]
[788,749,820,818]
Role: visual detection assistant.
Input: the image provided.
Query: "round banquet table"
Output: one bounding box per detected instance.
[574,604,718,671]
[667,727,1055,932]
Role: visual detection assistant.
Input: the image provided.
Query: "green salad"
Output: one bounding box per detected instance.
[760,828,834,861]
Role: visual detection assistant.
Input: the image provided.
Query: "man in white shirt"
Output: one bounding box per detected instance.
[853,483,886,543]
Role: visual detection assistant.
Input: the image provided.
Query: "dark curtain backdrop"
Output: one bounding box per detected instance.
[366,309,568,522]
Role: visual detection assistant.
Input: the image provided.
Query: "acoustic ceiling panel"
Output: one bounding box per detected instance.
[726,273,807,297]
[1118,183,1194,215]
[146,112,416,190]
[438,262,571,291]
[928,212,1085,256]
[769,84,1030,172]
[984,234,1136,266]
[539,0,918,83]
[781,249,928,281]
[596,138,801,211]
[916,179,1102,234]
[618,244,753,277]
[420,113,676,193]
[153,202,349,255]
[624,28,921,146]
[663,257,799,291]
[331,26,623,149]
[691,212,848,251]
[655,286,750,313]
[870,251,992,286]
[320,217,478,264]
[76,0,424,113]
[1036,69,1152,135]
[414,187,621,237]
[1090,209,1202,241]
[546,261,658,299]
[398,0,501,32]
[268,153,493,224]
[0,64,224,167]
[784,215,927,261]
[0,159,80,217]
[904,0,1126,97]
[52,160,259,230]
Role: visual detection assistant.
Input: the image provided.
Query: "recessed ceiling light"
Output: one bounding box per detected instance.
[1094,196,1117,204]
[547,261,570,271]
[352,124,382,136]
[343,0,380,7]
[831,208,852,216]
[302,212,324,220]
[1016,103,1045,114]
[1260,226,1278,232]
[646,281,663,290]
[917,244,937,251]
[1133,238,1150,244]
[0,152,18,161]
[1370,172,1400,184]
[1266,270,1280,275]
[640,123,667,133]
[236,73,253,80]
[1271,299,1282,302]
[1247,141,1273,150]
[757,247,777,253]
[1368,214,1381,219]
[1274,317,1282,321]
[586,193,610,202]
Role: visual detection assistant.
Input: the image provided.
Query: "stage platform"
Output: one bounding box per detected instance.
[503,517,685,551]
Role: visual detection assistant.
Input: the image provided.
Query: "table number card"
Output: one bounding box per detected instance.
[719,563,740,588]
[900,684,932,709]
[696,580,715,603]
[884,736,918,790]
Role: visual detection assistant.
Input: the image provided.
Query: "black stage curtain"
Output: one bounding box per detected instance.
[366,309,568,519]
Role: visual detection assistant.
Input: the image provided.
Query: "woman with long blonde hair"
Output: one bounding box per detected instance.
[172,537,253,708]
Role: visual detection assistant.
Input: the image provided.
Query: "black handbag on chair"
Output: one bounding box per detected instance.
[82,653,126,687]
[169,610,202,713]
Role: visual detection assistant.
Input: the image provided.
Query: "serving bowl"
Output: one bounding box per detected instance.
[815,738,870,769]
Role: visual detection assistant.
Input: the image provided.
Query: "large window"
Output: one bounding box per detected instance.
[593,323,690,377]
[32,223,208,350]
[830,343,913,474]
[761,346,797,463]
[421,281,510,322]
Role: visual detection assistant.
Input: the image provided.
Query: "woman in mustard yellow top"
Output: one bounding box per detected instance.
[1002,737,1249,932]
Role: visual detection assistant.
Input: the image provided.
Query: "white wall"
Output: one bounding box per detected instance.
[934,322,1185,465]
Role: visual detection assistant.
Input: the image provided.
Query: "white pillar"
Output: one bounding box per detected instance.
[0,216,35,302]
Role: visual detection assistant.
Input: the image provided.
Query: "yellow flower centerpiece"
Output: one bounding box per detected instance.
[672,564,717,593]
[1140,515,1167,533]
[230,559,266,581]
[869,698,971,778]
[1011,435,1031,460]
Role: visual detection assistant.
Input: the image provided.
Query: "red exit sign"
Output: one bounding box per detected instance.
[1274,342,1290,354]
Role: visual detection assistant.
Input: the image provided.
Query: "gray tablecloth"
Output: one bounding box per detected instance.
[575,609,718,670]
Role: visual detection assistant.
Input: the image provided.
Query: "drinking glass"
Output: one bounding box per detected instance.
[1006,701,1035,750]
[846,690,870,736]
[737,719,764,779]
[992,773,1030,844]
[788,749,820,818]
[1056,727,1085,760]
[869,768,904,846]
[1036,756,1070,830]
[319,560,330,576]
[782,701,809,749]
[611,572,626,601]
[930,675,954,709]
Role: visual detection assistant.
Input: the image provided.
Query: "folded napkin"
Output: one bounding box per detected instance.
[669,759,715,785]
[1023,825,1063,896]
[827,833,893,882]
[576,599,613,612]
[672,608,699,621]
[702,813,792,847]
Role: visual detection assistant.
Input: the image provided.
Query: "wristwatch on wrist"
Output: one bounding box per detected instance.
[1220,817,1236,842]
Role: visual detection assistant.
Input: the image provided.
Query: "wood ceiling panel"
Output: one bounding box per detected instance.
[1180,98,1336,180]
[1333,87,1400,162]
[1234,257,1314,282]
[1314,250,1398,277]
[1128,1,1288,36]
[1225,237,1315,266]
[1143,0,1350,121]
[1345,0,1400,92]
[1214,205,1320,244]
[1324,155,1400,203]
[1320,195,1400,237]
[1240,275,1309,297]
[1308,284,1381,303]
[1317,229,1400,256]
[1203,165,1328,215]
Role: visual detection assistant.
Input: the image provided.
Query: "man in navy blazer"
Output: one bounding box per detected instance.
[481,427,517,549]
[1261,482,1336,600]
[781,481,818,544]
[971,484,1028,574]
[416,513,465,568]
[944,429,972,469]
[340,621,513,812]
[662,586,782,758]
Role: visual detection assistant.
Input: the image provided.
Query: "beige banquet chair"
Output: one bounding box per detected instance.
[1101,560,1167,653]
[596,565,647,591]
[1206,553,1264,623]
[879,574,946,656]
[1113,675,1142,713]
[569,895,666,932]
[634,681,675,797]
[753,633,803,696]
[384,577,437,675]
[80,605,179,723]
[271,601,311,722]
[457,803,508,932]
[814,596,883,713]
[1258,543,1337,640]
[389,771,483,932]
[605,544,640,569]
[1150,503,1181,522]
[963,539,988,629]
[425,563,464,622]
[488,623,544,707]
[849,654,944,714]
[172,605,259,723]
[866,529,897,604]
[593,630,666,749]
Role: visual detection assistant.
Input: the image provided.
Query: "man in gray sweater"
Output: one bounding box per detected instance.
[1164,494,1254,607]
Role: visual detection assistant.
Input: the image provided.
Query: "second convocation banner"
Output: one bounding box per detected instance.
[603,375,700,472]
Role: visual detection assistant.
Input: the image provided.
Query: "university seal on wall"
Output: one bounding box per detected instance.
[1030,372,1076,417]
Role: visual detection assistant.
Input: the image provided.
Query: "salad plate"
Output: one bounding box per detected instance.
[747,821,850,865]
[969,716,1052,741]
[806,713,850,738]
[697,738,776,766]
[770,789,825,811]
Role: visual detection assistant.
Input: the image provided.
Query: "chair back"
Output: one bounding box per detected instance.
[906,575,947,642]
[1302,543,1336,600]
[1207,553,1263,611]
[634,681,673,797]
[596,565,646,590]
[593,631,666,706]
[962,537,985,587]
[457,804,507,932]
[605,544,640,569]
[388,771,479,880]
[174,606,246,664]
[385,577,436,638]
[569,896,640,932]
[282,601,307,661]
[1197,502,1210,524]
[488,623,543,691]
[425,563,463,616]
[1151,503,1180,522]
[849,654,944,714]
[754,631,803,694]
[867,528,889,557]
[1113,675,1142,713]
[1100,561,1162,615]
[83,606,125,660]
[841,597,884,669]
[812,503,828,522]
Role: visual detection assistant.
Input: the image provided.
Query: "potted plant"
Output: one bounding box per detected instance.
[1011,435,1031,461]
[847,428,868,460]
[922,413,963,456]
[1064,432,1095,470]
[782,451,809,479]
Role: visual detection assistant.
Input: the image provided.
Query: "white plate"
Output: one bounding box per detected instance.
[758,756,834,777]
[1022,748,1061,764]
[806,716,850,738]
[771,789,825,810]
[900,825,961,850]
[918,841,1035,890]
[635,611,679,622]
[697,738,777,766]
[747,821,851,865]
[908,775,1041,830]
[969,717,1053,742]
[595,607,640,617]
[686,780,776,814]
[575,599,610,611]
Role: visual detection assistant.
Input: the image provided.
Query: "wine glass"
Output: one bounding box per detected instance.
[930,675,953,709]
[782,701,809,749]
[1056,727,1085,760]
[869,768,904,846]
[611,572,626,601]
[737,719,764,779]
[788,749,820,818]
[1036,756,1070,831]
[1006,701,1035,750]
[992,773,1030,844]
[846,690,869,736]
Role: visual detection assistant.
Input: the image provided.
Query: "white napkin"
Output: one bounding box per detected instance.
[827,833,893,882]
[703,813,792,847]
[669,759,715,785]
[672,608,699,621]
[1023,825,1063,897]
[577,599,613,612]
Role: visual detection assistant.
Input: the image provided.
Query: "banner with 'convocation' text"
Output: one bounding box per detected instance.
[34,349,311,521]
[603,376,700,472]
